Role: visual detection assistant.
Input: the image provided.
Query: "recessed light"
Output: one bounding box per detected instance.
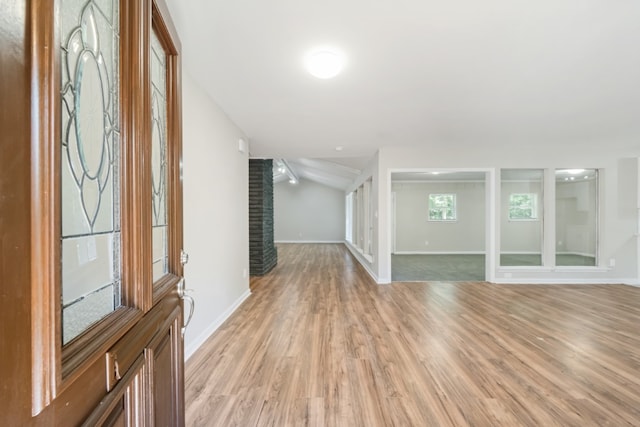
[305,48,345,79]
[431,172,440,175]
[335,146,344,151]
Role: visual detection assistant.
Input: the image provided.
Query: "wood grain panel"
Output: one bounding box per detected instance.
[186,243,640,427]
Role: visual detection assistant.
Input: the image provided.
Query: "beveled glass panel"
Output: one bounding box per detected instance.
[151,30,169,282]
[63,284,116,343]
[555,169,598,266]
[61,0,121,344]
[500,169,544,266]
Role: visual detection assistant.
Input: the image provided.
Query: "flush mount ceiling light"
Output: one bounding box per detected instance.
[305,48,345,79]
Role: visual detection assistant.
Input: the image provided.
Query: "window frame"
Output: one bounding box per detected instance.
[428,193,457,222]
[508,193,539,221]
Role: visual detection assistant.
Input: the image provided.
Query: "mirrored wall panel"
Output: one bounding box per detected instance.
[151,30,169,282]
[61,0,121,344]
[555,169,598,266]
[500,169,543,266]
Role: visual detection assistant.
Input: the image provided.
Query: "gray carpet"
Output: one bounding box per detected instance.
[555,254,596,266]
[392,253,597,282]
[392,254,485,282]
[500,254,543,266]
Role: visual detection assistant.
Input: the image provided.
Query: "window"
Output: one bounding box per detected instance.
[345,193,353,242]
[555,168,598,266]
[509,193,538,220]
[363,178,373,256]
[428,194,456,221]
[500,169,543,267]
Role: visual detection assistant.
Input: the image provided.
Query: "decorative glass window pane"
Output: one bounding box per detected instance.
[60,0,121,344]
[509,193,538,220]
[151,30,169,282]
[428,194,456,221]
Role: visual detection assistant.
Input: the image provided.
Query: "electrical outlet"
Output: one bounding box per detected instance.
[425,241,429,246]
[609,258,616,267]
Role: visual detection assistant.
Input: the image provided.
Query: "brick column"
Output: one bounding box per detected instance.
[249,159,277,275]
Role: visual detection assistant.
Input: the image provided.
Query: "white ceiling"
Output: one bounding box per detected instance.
[168,0,640,186]
[274,158,361,189]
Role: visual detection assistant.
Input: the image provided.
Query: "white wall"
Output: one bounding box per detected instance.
[393,181,485,253]
[165,0,251,360]
[274,178,345,242]
[181,71,250,359]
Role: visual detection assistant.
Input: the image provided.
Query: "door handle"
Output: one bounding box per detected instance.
[177,278,194,337]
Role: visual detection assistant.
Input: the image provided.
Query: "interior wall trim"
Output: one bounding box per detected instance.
[393,251,486,255]
[344,242,382,284]
[274,240,345,244]
[491,278,633,285]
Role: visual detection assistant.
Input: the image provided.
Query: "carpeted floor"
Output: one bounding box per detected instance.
[392,253,596,282]
[392,254,486,282]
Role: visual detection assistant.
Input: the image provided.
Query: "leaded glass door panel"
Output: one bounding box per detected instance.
[60,0,122,345]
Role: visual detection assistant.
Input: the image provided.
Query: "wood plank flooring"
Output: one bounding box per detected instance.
[185,243,640,426]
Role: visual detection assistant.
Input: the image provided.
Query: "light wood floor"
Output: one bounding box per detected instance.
[185,243,640,426]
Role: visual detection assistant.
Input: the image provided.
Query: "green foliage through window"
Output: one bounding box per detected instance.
[509,193,537,220]
[429,194,456,221]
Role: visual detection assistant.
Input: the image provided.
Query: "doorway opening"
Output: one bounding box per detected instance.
[390,170,490,282]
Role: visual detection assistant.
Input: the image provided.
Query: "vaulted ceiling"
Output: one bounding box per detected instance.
[167,0,640,189]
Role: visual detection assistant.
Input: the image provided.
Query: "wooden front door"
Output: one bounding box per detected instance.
[0,0,186,424]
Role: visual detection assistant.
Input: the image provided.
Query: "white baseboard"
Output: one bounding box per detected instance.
[344,242,381,284]
[500,251,543,255]
[393,251,485,255]
[184,289,251,361]
[491,278,631,285]
[275,240,344,244]
[624,280,640,287]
